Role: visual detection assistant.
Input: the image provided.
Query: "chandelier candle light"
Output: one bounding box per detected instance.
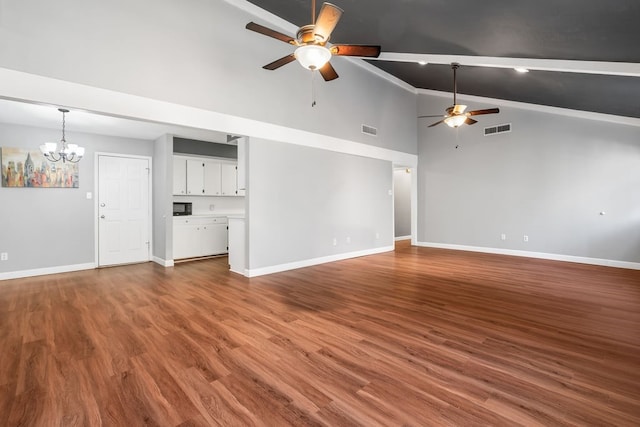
[39,108,84,163]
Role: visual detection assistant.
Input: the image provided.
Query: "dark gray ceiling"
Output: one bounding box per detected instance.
[244,0,640,119]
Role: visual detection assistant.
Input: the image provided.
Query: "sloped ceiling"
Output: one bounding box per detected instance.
[243,0,640,119]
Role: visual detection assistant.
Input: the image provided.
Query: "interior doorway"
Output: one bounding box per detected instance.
[97,154,152,266]
[393,168,412,240]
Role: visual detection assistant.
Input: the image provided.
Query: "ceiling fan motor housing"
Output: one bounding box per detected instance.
[297,25,323,44]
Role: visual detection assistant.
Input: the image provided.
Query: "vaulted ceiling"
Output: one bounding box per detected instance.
[244,0,640,119]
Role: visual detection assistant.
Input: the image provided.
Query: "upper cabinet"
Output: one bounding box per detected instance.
[173,156,187,195]
[173,156,241,196]
[202,160,222,196]
[220,163,237,196]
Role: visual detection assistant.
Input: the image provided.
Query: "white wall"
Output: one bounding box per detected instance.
[0,123,153,276]
[247,137,394,274]
[417,92,640,266]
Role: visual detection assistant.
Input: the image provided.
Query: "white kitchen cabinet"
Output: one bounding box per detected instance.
[173,218,201,259]
[203,161,222,196]
[173,155,241,197]
[173,216,228,260]
[186,159,205,195]
[220,163,237,196]
[228,216,245,275]
[236,137,246,196]
[173,157,187,195]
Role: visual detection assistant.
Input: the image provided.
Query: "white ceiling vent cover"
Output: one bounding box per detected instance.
[361,124,378,136]
[484,123,512,136]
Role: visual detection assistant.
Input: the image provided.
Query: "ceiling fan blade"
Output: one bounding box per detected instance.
[468,108,500,116]
[464,118,478,125]
[314,3,343,42]
[330,45,381,58]
[428,120,445,128]
[319,61,339,81]
[246,22,296,45]
[263,54,296,70]
[418,114,445,119]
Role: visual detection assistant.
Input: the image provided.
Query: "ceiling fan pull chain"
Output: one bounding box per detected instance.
[311,70,317,107]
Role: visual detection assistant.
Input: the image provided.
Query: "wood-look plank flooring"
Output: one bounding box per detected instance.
[1,241,639,426]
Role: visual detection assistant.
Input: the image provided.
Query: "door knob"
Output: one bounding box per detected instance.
[100,215,105,219]
[100,203,106,207]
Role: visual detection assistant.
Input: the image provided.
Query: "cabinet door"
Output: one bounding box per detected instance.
[172,157,187,195]
[236,137,246,196]
[173,221,200,259]
[220,163,237,196]
[203,161,221,196]
[186,159,205,195]
[201,223,228,255]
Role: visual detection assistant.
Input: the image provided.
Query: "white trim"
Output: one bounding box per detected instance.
[245,245,395,277]
[152,256,174,267]
[395,236,411,241]
[95,152,154,267]
[374,53,640,78]
[0,263,95,281]
[418,89,640,128]
[0,68,418,168]
[415,242,640,271]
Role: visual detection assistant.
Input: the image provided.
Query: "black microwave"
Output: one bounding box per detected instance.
[173,202,192,216]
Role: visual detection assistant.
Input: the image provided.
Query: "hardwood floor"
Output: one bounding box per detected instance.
[1,241,639,426]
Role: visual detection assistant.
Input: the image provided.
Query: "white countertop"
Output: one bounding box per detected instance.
[174,211,244,218]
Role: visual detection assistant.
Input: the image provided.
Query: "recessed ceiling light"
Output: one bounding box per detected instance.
[418,61,427,65]
[514,67,529,73]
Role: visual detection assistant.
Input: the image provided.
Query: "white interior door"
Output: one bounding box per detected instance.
[98,155,151,266]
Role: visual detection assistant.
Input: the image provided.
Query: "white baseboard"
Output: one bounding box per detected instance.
[0,263,96,281]
[152,256,174,267]
[245,245,395,278]
[416,242,640,270]
[395,235,411,241]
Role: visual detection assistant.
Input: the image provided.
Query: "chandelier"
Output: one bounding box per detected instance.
[39,108,84,163]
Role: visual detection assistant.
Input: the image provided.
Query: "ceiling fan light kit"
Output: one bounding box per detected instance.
[295,44,332,70]
[444,115,468,128]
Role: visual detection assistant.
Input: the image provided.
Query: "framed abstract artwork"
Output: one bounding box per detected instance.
[1,147,79,188]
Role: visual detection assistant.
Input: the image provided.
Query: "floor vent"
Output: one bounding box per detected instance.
[361,124,378,136]
[484,123,511,136]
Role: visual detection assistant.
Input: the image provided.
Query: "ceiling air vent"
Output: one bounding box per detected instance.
[484,123,511,136]
[361,124,377,136]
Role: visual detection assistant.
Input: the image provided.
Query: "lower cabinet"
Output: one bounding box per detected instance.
[173,216,228,260]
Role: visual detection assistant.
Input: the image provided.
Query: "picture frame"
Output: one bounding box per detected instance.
[1,146,79,188]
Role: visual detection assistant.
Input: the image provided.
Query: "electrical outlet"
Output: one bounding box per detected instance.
[523,235,529,242]
[1,252,8,261]
[501,233,506,241]
[332,238,337,246]
[375,232,380,239]
[346,236,351,244]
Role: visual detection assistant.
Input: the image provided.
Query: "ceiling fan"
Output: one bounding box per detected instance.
[245,0,381,81]
[420,63,500,128]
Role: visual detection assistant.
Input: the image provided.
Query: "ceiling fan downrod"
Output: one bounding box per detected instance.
[452,62,459,106]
